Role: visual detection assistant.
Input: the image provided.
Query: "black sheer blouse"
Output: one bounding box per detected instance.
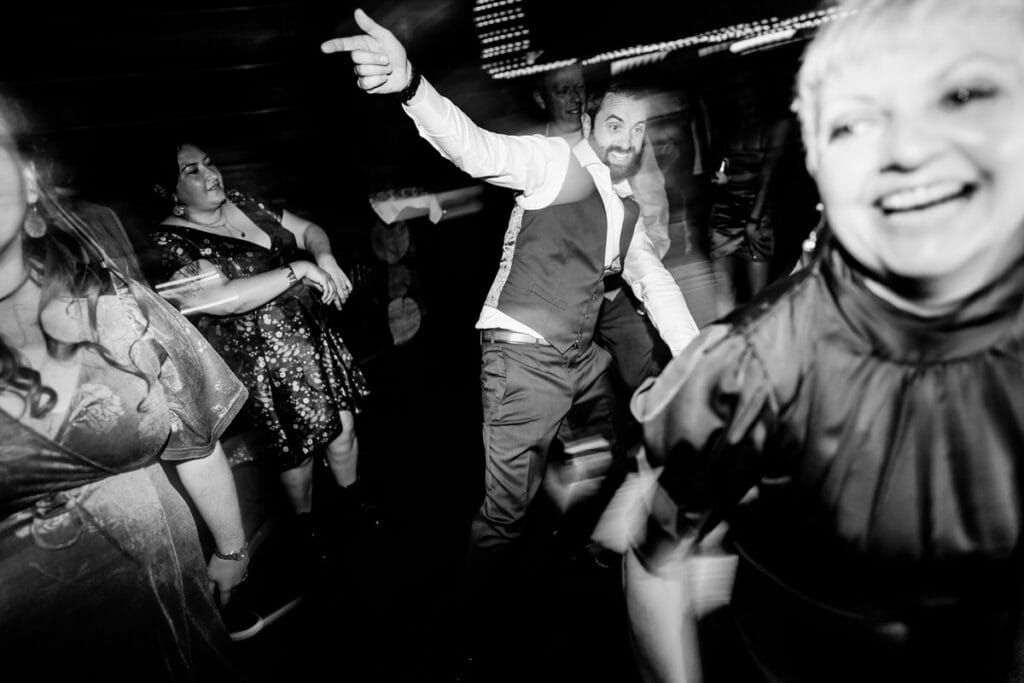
[633,244,1024,682]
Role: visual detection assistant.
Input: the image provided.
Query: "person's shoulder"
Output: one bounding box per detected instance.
[229,189,282,220]
[518,121,547,137]
[722,263,825,340]
[150,221,187,241]
[227,188,258,207]
[725,261,836,391]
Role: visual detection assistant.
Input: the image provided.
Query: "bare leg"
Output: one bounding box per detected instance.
[746,258,771,297]
[711,255,738,317]
[279,457,315,514]
[326,410,359,487]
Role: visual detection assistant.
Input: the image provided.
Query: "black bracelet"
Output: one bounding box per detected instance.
[392,64,422,105]
[282,264,298,285]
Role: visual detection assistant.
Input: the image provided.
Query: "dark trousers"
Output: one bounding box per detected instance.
[460,341,616,674]
[469,339,616,551]
[593,287,666,397]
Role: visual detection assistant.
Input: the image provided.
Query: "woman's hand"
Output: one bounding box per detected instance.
[316,254,354,305]
[291,260,342,308]
[744,217,764,244]
[208,553,250,606]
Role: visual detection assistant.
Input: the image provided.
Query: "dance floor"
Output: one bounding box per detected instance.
[224,330,645,683]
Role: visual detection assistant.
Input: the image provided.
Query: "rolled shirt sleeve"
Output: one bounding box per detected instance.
[622,221,699,356]
[403,77,569,209]
[629,140,672,260]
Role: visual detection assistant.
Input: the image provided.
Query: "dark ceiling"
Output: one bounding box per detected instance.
[0,0,817,240]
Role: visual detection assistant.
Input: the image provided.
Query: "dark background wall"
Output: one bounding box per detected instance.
[0,0,820,208]
[0,0,819,361]
[0,2,497,226]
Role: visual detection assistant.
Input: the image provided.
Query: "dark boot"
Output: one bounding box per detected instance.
[295,511,330,568]
[339,479,386,536]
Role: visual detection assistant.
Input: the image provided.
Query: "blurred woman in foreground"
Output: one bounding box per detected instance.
[0,104,249,676]
[625,0,1024,681]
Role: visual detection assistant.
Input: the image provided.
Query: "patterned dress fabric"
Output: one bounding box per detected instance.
[148,191,369,470]
[0,279,247,680]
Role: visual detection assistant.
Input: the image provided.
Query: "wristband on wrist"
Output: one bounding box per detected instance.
[282,264,298,285]
[392,63,422,105]
[213,542,249,562]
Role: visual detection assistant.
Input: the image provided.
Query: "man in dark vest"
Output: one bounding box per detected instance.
[323,11,698,676]
[531,63,673,388]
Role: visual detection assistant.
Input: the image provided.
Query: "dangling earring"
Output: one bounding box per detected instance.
[24,203,46,238]
[172,203,186,217]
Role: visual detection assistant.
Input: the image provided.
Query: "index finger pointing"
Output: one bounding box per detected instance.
[320,35,375,55]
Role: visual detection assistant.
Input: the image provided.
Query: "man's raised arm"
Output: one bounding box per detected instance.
[322,9,568,203]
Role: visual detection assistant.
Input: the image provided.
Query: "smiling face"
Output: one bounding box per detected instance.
[536,65,586,134]
[589,92,648,183]
[809,6,1024,303]
[174,144,226,212]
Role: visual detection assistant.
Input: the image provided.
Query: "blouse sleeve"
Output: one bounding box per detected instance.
[127,280,248,461]
[629,323,778,573]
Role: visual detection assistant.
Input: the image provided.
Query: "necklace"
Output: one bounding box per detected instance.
[186,206,247,238]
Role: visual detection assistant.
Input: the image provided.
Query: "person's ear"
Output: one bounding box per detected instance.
[533,90,547,111]
[581,112,592,139]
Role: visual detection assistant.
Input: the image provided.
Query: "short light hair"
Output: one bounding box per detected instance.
[794,0,1024,172]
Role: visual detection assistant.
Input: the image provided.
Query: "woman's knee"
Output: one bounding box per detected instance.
[328,430,357,456]
[327,411,358,457]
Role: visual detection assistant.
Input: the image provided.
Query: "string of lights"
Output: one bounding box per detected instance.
[477,5,853,80]
[473,0,534,76]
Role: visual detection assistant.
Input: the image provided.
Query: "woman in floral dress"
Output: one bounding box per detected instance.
[147,143,370,532]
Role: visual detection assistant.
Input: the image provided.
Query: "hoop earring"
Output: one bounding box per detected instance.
[172,203,186,218]
[24,203,46,238]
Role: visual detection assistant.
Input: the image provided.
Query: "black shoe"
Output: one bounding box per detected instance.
[447,655,476,683]
[587,546,620,571]
[341,480,386,535]
[555,532,619,576]
[295,511,330,564]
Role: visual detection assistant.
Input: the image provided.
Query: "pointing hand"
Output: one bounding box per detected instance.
[321,8,412,95]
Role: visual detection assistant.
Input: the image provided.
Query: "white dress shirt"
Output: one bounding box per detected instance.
[543,123,672,262]
[403,78,698,356]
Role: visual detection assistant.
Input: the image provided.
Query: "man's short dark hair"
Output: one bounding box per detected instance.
[585,78,651,120]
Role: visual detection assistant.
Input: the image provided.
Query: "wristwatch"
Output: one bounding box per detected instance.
[213,542,249,562]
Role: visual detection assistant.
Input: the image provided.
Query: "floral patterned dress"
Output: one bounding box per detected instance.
[148,191,369,470]
[0,279,247,680]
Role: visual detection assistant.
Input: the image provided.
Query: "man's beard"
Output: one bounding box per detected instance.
[596,141,642,183]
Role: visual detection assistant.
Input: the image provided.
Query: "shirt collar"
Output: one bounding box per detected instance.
[571,137,603,169]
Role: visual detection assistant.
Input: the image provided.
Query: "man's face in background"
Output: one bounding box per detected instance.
[536,65,586,134]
